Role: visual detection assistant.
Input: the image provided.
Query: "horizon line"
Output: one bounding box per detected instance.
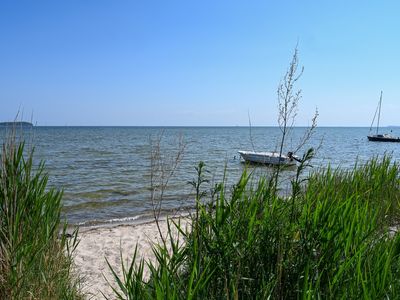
[4,124,398,128]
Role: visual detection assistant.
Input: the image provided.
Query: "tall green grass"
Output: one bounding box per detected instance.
[0,137,82,299]
[306,156,400,226]
[110,156,400,299]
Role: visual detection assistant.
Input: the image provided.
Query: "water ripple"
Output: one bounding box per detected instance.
[2,126,399,225]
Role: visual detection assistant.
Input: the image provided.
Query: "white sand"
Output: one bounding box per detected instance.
[73,216,189,299]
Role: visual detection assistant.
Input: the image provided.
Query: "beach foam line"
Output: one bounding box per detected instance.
[76,214,144,227]
[74,207,193,230]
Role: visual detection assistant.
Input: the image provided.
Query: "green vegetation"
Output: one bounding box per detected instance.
[0,137,82,299]
[110,154,400,299]
[3,126,400,299]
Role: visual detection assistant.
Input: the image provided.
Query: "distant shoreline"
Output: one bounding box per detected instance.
[0,121,33,127]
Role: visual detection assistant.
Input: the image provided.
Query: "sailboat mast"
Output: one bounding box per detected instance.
[376,91,383,135]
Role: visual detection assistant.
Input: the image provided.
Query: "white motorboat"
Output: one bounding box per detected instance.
[238,150,298,166]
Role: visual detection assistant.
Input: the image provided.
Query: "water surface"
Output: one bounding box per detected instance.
[2,126,399,225]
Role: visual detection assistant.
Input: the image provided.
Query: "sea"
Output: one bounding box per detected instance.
[2,126,400,226]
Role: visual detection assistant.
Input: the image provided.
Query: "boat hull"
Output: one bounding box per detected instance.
[367,92,400,142]
[238,151,296,166]
[367,135,400,142]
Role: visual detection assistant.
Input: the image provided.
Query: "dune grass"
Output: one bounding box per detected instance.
[0,136,82,299]
[109,155,400,299]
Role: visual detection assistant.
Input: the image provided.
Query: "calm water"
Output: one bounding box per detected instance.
[3,126,400,225]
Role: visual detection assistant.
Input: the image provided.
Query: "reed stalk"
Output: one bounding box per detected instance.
[109,156,400,299]
[0,129,82,299]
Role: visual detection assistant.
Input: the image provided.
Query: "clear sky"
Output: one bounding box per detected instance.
[1,1,400,126]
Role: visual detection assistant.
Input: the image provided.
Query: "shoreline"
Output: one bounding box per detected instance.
[74,214,190,299]
[66,206,194,229]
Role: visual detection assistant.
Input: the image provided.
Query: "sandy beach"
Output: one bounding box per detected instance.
[74,216,190,299]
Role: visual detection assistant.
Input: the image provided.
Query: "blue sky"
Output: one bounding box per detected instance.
[1,1,400,126]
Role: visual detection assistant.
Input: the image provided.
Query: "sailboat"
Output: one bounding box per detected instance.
[367,91,400,142]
